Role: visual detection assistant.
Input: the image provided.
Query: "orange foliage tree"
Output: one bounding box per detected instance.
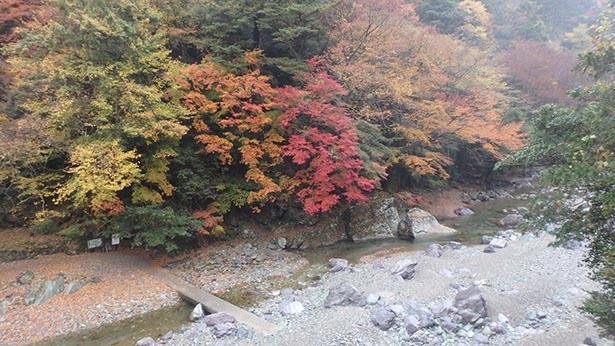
[322,0,524,185]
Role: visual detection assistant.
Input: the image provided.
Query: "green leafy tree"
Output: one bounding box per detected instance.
[4,0,188,220]
[500,5,615,334]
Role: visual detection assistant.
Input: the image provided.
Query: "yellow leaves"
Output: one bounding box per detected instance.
[55,139,141,215]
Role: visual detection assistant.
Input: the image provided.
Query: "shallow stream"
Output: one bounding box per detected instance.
[36,190,530,346]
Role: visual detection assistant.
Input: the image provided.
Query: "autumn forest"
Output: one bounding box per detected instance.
[0,0,604,249]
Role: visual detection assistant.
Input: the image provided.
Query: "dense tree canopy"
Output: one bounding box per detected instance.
[0,0,602,254]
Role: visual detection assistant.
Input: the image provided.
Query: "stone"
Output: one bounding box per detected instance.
[425,244,443,257]
[483,245,496,253]
[454,286,487,324]
[563,239,583,250]
[65,281,87,295]
[324,282,366,308]
[135,336,156,346]
[25,274,66,306]
[391,258,418,280]
[474,333,490,344]
[346,197,402,241]
[454,207,475,216]
[444,241,463,250]
[370,306,397,331]
[497,313,509,324]
[279,301,304,315]
[17,271,34,285]
[328,258,349,273]
[583,337,598,346]
[404,301,435,328]
[213,322,236,338]
[189,303,204,321]
[499,214,524,228]
[277,237,288,249]
[398,208,457,240]
[405,315,421,336]
[480,235,493,244]
[476,191,490,202]
[366,293,380,305]
[160,331,173,342]
[0,301,9,315]
[204,312,236,326]
[489,239,508,249]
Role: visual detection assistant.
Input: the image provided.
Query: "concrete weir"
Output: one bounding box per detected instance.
[150,266,280,336]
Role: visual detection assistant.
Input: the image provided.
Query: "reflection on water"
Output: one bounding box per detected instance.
[33,303,192,346]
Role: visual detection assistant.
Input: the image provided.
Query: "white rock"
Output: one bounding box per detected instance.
[189,303,204,321]
[490,239,508,249]
[280,301,304,315]
[497,313,509,324]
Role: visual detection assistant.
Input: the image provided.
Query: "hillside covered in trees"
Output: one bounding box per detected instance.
[0,0,601,251]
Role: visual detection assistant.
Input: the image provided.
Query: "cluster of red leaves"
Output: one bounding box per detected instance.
[177,54,377,225]
[276,65,378,214]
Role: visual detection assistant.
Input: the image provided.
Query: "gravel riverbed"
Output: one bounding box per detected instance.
[166,233,614,346]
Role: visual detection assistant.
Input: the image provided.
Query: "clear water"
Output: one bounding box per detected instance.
[38,192,528,345]
[32,303,193,346]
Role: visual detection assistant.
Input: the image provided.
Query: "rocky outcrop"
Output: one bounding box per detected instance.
[397,208,457,240]
[350,197,402,241]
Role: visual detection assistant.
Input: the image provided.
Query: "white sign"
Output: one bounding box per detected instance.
[87,238,102,249]
[111,234,120,246]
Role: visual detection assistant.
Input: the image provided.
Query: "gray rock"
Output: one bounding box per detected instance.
[583,337,597,346]
[454,286,487,324]
[480,235,493,244]
[483,245,496,253]
[398,208,457,240]
[404,300,435,328]
[328,258,348,273]
[25,274,66,306]
[444,241,463,250]
[441,317,460,333]
[370,306,397,331]
[160,331,173,342]
[189,303,204,321]
[65,281,87,295]
[135,336,156,346]
[454,207,475,216]
[476,191,490,202]
[391,258,418,280]
[563,239,583,250]
[489,239,508,249]
[277,237,287,249]
[17,271,34,285]
[499,214,524,228]
[425,244,443,257]
[213,322,236,338]
[474,333,490,344]
[0,300,8,315]
[405,315,421,336]
[279,301,304,315]
[350,197,402,241]
[366,293,380,305]
[324,282,366,308]
[204,312,236,326]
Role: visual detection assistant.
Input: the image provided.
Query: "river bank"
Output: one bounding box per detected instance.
[167,233,614,346]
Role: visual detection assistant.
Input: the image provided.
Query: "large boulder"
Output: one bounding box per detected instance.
[397,208,457,240]
[324,282,366,308]
[349,197,402,241]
